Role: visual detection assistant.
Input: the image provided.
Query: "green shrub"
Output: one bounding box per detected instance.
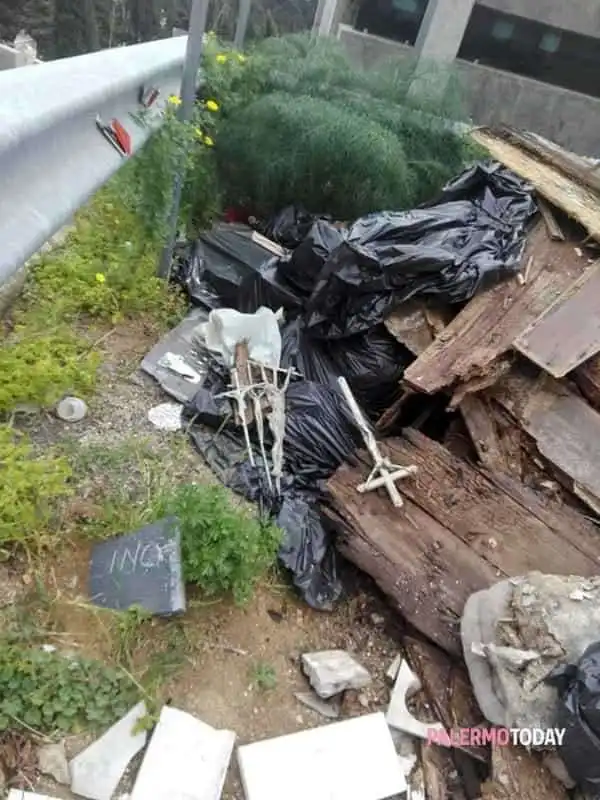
[155,483,281,604]
[0,426,72,550]
[217,92,415,219]
[0,645,140,733]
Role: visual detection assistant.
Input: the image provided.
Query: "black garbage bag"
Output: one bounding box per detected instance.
[236,261,305,316]
[280,319,410,415]
[172,223,280,309]
[261,206,330,249]
[278,220,346,296]
[303,161,537,339]
[186,377,361,609]
[547,642,600,793]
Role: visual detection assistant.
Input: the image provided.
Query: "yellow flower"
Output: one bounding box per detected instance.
[203,135,214,147]
[205,99,219,112]
[216,53,228,64]
[236,53,246,63]
[95,273,106,284]
[168,94,182,106]
[195,127,204,140]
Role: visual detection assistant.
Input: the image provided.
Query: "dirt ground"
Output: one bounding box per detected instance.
[2,320,405,799]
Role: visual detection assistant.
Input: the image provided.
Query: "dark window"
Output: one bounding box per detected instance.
[458,5,600,99]
[356,0,429,46]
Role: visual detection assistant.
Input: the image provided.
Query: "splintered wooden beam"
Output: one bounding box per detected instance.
[328,429,600,655]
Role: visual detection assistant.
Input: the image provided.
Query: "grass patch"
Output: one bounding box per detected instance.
[249,661,277,691]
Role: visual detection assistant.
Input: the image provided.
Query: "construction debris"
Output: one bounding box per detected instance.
[301,650,371,699]
[386,660,444,741]
[69,702,148,800]
[237,713,407,800]
[130,706,235,800]
[37,741,70,786]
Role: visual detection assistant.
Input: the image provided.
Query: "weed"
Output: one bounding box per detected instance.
[0,425,72,553]
[154,483,282,605]
[112,605,153,669]
[249,661,277,691]
[0,645,140,734]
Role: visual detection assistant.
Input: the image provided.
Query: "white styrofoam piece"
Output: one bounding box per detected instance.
[148,402,184,431]
[69,702,148,800]
[199,306,284,369]
[237,712,407,800]
[130,705,236,800]
[7,793,61,800]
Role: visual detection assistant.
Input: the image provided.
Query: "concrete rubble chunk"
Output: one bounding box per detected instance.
[294,691,341,720]
[238,712,407,800]
[130,705,236,800]
[69,702,148,800]
[38,740,70,785]
[386,660,445,742]
[301,650,371,698]
[386,654,402,683]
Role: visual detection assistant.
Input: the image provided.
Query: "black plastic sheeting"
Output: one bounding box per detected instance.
[185,368,362,609]
[304,163,537,338]
[170,161,537,609]
[547,643,600,793]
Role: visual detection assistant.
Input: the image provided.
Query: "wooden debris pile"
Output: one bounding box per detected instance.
[327,125,600,799]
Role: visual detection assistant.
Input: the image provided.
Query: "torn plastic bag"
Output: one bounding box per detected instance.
[188,425,344,610]
[280,320,409,416]
[236,260,305,316]
[260,206,330,249]
[547,642,600,792]
[171,223,279,309]
[303,161,537,339]
[277,220,346,296]
[199,307,285,369]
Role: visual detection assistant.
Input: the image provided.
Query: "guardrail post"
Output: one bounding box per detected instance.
[157,0,210,280]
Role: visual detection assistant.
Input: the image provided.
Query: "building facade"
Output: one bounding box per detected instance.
[314,0,600,155]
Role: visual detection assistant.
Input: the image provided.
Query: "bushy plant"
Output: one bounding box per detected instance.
[0,426,72,550]
[155,483,281,604]
[0,645,140,733]
[199,33,473,217]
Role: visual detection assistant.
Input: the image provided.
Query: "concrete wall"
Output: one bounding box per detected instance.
[338,26,600,157]
[0,41,39,70]
[478,0,600,37]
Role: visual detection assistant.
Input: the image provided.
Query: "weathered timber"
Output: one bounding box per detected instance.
[538,199,565,241]
[575,355,600,411]
[329,430,600,655]
[514,261,600,378]
[403,223,589,395]
[384,303,434,356]
[404,636,486,762]
[481,743,568,800]
[459,395,510,473]
[492,365,600,513]
[472,129,600,240]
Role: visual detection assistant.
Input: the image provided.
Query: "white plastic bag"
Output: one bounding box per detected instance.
[198,306,285,368]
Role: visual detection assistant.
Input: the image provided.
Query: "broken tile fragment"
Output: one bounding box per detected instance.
[38,740,70,785]
[69,702,148,800]
[386,660,445,742]
[386,654,402,683]
[130,705,236,800]
[238,712,406,800]
[301,650,371,699]
[294,691,341,720]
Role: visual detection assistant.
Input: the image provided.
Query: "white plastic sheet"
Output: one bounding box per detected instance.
[198,306,284,368]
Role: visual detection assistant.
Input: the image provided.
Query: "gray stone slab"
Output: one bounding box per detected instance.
[38,741,70,785]
[141,308,210,404]
[238,712,407,800]
[69,702,148,800]
[89,517,185,616]
[130,705,236,800]
[301,650,371,699]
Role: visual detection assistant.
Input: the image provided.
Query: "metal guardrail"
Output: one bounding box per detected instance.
[0,36,188,286]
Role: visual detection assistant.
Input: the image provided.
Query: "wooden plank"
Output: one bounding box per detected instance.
[459,395,510,473]
[403,223,589,395]
[514,262,600,377]
[328,430,600,654]
[472,129,600,241]
[384,303,434,356]
[575,355,600,411]
[481,743,568,800]
[492,365,600,512]
[538,198,565,241]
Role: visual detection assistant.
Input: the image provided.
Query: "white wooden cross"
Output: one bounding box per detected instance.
[337,377,417,508]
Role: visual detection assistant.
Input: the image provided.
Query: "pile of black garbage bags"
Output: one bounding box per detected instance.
[171,161,537,610]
